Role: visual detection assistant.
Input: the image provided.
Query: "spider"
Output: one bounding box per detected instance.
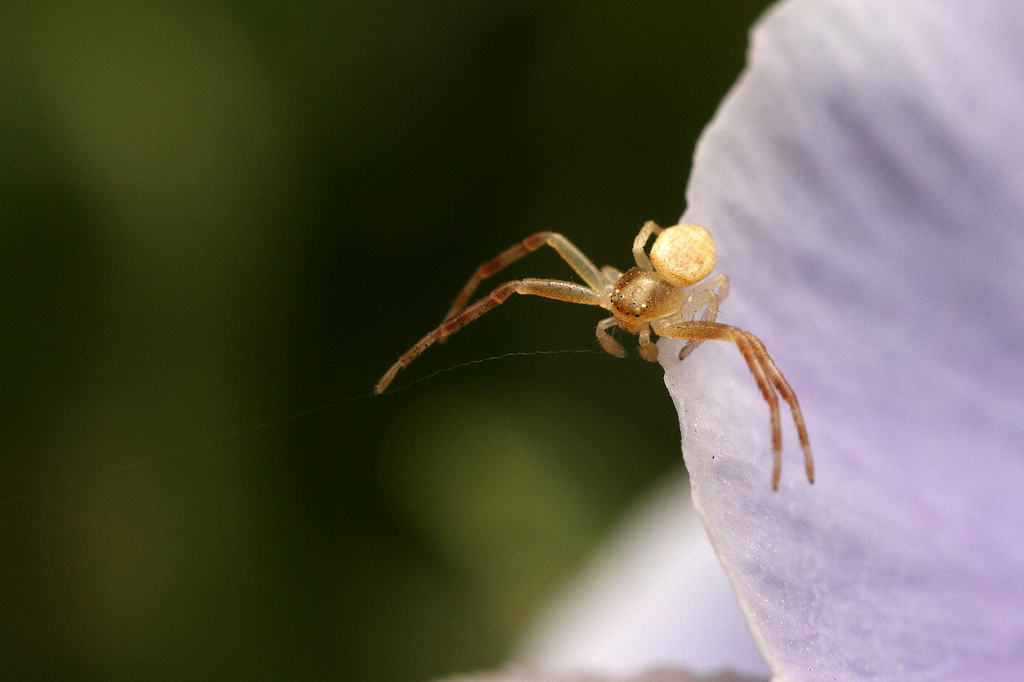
[376,221,814,489]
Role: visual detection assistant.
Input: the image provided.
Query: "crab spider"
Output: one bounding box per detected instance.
[376,221,813,490]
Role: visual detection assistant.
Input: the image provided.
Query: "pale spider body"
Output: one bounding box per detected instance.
[376,221,813,489]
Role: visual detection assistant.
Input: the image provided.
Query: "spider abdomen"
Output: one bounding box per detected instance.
[649,223,717,286]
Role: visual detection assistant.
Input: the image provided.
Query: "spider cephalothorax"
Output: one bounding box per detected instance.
[376,221,814,489]
[609,268,683,331]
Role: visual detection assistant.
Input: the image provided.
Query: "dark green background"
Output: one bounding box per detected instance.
[0,2,771,680]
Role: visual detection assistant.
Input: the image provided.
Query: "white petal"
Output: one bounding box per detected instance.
[435,668,763,682]
[516,474,769,678]
[664,0,1024,679]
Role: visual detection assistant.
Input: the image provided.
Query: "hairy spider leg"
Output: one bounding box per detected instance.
[653,319,814,489]
[736,335,784,488]
[631,220,664,271]
[753,337,814,485]
[444,232,606,322]
[376,278,603,394]
[595,316,625,357]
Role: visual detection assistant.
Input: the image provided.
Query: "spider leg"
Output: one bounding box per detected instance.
[444,233,605,321]
[595,316,626,358]
[736,336,783,489]
[697,274,730,322]
[676,274,731,360]
[652,319,813,489]
[377,278,603,394]
[600,265,623,284]
[752,340,815,486]
[637,326,658,361]
[631,220,664,271]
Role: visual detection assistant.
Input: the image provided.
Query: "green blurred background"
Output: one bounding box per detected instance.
[0,2,771,679]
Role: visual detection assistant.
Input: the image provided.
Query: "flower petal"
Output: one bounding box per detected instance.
[664,0,1024,678]
[435,668,764,682]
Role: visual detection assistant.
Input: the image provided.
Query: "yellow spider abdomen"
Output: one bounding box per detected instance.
[649,224,716,287]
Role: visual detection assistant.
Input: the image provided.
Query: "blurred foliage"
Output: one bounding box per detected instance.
[0,1,772,680]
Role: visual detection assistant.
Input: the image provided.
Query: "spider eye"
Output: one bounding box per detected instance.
[649,224,716,286]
